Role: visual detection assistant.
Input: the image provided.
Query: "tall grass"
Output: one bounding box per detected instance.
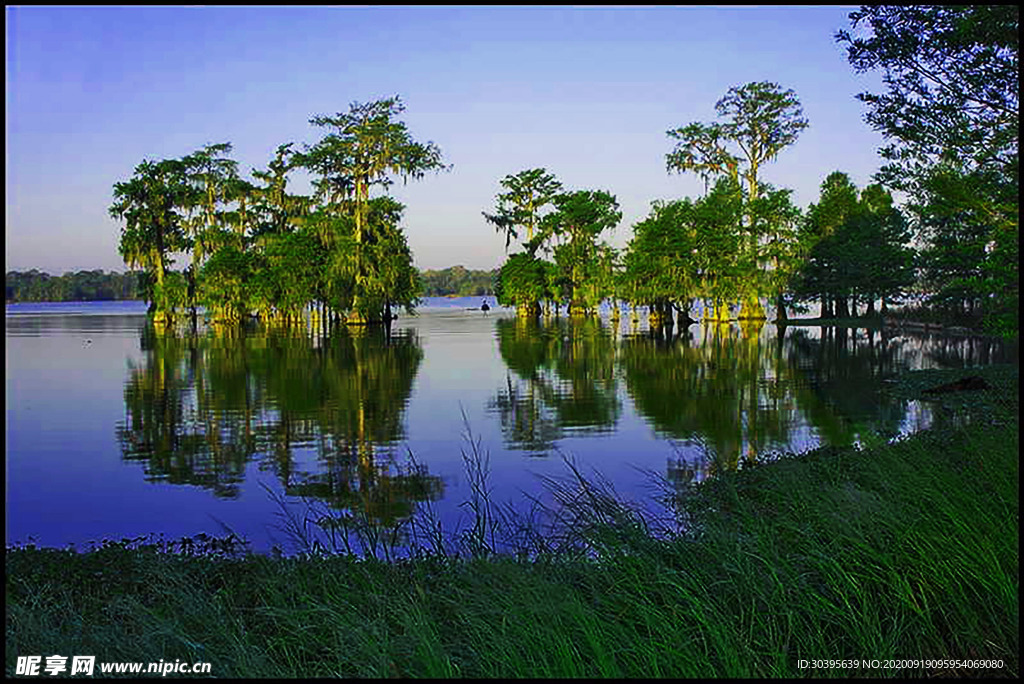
[6,369,1018,678]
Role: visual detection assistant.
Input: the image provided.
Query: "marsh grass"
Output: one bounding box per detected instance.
[6,367,1018,678]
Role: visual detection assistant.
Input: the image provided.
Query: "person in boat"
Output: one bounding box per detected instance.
[481,299,491,313]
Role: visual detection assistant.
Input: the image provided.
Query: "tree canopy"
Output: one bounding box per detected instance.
[666,81,809,318]
[109,97,447,326]
[837,5,1018,336]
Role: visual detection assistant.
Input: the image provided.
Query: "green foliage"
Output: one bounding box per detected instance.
[482,168,563,252]
[837,5,1018,335]
[623,179,747,320]
[665,82,809,316]
[297,96,448,322]
[980,220,1019,338]
[5,269,144,302]
[850,186,916,313]
[179,142,241,266]
[154,270,189,319]
[621,198,699,312]
[323,196,421,318]
[665,122,738,194]
[110,158,193,315]
[837,6,1017,188]
[483,173,618,316]
[249,143,310,242]
[913,162,1016,326]
[419,266,497,297]
[794,173,916,317]
[575,244,618,314]
[495,253,553,314]
[260,231,327,319]
[621,174,794,321]
[692,177,746,308]
[749,185,804,317]
[713,81,809,201]
[362,199,422,316]
[795,172,861,315]
[108,96,445,326]
[198,245,253,323]
[542,190,621,314]
[297,95,448,234]
[667,81,808,203]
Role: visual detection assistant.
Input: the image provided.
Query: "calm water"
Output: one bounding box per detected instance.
[6,299,1016,554]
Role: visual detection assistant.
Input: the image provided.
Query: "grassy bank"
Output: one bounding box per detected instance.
[6,367,1018,678]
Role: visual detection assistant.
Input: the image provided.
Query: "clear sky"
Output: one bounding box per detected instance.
[6,5,888,274]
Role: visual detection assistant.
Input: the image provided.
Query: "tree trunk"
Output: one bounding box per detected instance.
[775,292,787,322]
[186,266,197,321]
[518,300,541,319]
[663,301,674,332]
[835,297,849,319]
[648,301,662,328]
[675,299,696,327]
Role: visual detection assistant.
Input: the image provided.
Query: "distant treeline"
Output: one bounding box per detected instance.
[6,269,146,302]
[419,266,496,297]
[6,266,495,302]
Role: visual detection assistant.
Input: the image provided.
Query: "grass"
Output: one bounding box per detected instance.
[6,366,1018,678]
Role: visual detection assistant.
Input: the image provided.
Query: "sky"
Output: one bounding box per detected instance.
[6,5,890,275]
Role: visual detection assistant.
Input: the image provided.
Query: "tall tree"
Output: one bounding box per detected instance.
[691,177,746,321]
[748,185,804,322]
[482,168,563,252]
[854,183,915,315]
[667,82,809,318]
[250,143,310,243]
[494,253,554,318]
[796,172,861,318]
[181,143,239,263]
[836,5,1018,335]
[666,123,738,196]
[258,230,326,322]
[297,96,448,324]
[794,173,915,319]
[110,158,191,322]
[620,198,701,324]
[197,244,253,323]
[483,169,564,318]
[179,142,241,318]
[541,190,621,316]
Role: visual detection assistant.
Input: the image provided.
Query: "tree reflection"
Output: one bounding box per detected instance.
[782,325,911,445]
[620,321,931,485]
[119,325,248,497]
[117,321,442,529]
[621,322,793,476]
[488,316,620,454]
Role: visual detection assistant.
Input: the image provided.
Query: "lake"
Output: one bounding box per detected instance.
[5,298,1016,556]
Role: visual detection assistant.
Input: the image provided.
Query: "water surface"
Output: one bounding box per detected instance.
[6,299,1014,554]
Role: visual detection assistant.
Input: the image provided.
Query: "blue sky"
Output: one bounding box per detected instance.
[6,5,888,274]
